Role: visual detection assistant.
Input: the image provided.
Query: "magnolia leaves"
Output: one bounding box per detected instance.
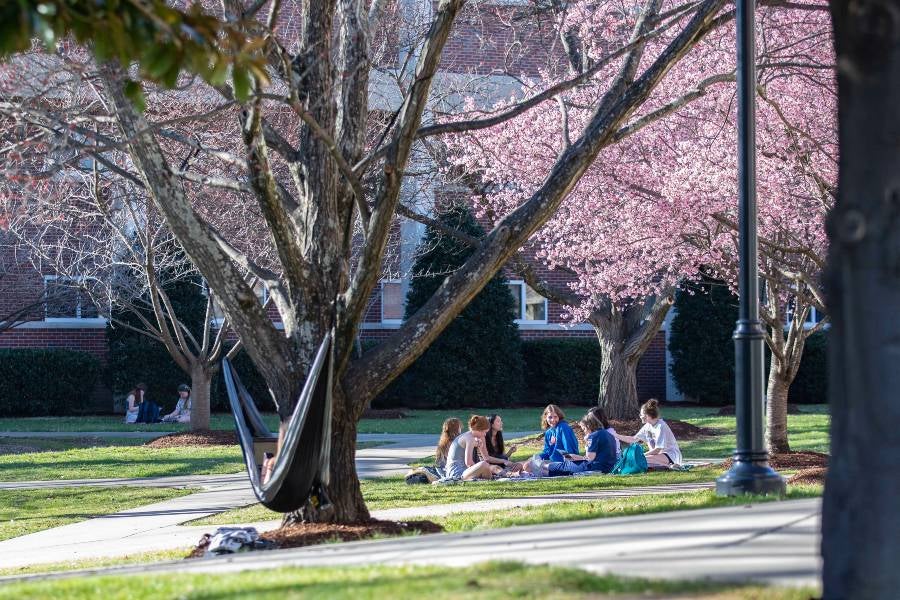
[1,0,270,109]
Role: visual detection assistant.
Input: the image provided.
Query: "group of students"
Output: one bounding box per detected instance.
[433,399,682,481]
[124,382,193,424]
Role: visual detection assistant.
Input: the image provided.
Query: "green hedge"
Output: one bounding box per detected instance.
[670,281,829,405]
[521,339,601,405]
[369,337,602,409]
[0,349,102,416]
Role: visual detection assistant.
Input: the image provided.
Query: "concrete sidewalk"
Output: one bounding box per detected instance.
[0,479,722,570]
[2,499,822,588]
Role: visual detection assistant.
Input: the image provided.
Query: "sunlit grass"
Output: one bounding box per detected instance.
[0,560,819,600]
[0,548,190,577]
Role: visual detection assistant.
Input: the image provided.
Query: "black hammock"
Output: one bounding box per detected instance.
[222,331,334,513]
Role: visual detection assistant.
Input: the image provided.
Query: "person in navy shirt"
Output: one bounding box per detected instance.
[542,410,617,476]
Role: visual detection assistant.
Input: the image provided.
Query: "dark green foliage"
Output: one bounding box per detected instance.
[670,280,828,405]
[380,205,524,409]
[105,277,206,412]
[1,1,269,105]
[210,347,275,413]
[521,339,601,406]
[789,331,828,404]
[0,349,101,416]
[669,280,738,405]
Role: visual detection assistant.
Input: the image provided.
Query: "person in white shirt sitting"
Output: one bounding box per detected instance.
[161,384,192,424]
[612,398,683,467]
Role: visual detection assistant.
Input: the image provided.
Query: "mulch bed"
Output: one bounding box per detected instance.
[145,430,238,448]
[716,404,805,416]
[722,451,829,471]
[187,519,443,558]
[361,408,409,419]
[788,467,828,485]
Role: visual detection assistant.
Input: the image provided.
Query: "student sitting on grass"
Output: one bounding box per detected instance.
[612,398,683,468]
[124,383,146,424]
[161,384,192,424]
[435,417,462,472]
[481,414,522,474]
[485,414,517,460]
[442,415,501,481]
[589,406,621,460]
[537,410,617,477]
[522,403,579,474]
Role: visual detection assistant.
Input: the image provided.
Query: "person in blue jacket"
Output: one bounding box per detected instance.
[522,404,579,474]
[541,410,617,476]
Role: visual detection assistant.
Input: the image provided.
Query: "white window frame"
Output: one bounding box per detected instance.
[42,275,105,324]
[380,279,404,324]
[508,279,549,324]
[784,303,827,330]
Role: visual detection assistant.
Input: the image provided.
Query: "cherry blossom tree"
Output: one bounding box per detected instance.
[448,1,835,435]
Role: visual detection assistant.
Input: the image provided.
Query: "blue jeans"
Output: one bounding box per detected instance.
[547,459,589,476]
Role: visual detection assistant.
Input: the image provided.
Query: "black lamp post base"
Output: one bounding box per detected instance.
[716,459,786,497]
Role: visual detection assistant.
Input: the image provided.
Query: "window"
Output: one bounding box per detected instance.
[508,280,548,323]
[785,301,826,329]
[44,276,99,320]
[381,280,404,323]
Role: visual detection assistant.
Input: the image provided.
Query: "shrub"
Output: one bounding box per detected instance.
[669,280,738,405]
[670,280,828,405]
[521,339,601,406]
[0,349,101,416]
[372,204,524,409]
[789,331,828,404]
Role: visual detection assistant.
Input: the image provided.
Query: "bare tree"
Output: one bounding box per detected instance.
[3,175,243,430]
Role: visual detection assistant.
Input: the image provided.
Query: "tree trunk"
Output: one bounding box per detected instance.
[822,2,900,597]
[764,359,791,454]
[594,326,640,420]
[282,386,369,525]
[189,365,212,431]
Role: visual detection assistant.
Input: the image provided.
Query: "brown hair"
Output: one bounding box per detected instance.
[468,414,490,431]
[579,411,604,435]
[641,398,660,419]
[435,417,462,465]
[540,404,566,430]
[130,383,146,404]
[589,406,610,430]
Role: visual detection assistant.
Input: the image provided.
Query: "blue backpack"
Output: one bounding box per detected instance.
[611,443,648,475]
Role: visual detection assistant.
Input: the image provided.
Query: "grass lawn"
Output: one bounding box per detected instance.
[0,487,195,541]
[0,439,387,482]
[0,561,818,599]
[0,414,277,433]
[0,445,245,482]
[436,486,822,532]
[195,466,726,525]
[0,547,192,577]
[0,437,146,452]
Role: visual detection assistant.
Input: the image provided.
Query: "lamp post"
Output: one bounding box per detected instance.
[716,0,785,496]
